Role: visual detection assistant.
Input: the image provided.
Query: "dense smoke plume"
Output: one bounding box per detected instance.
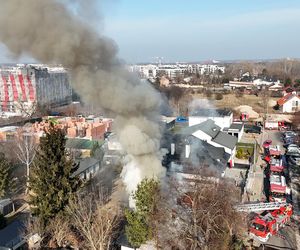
[0,0,165,194]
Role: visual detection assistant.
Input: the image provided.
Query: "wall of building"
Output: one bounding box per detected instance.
[189,115,233,129]
[0,64,73,116]
[282,96,300,113]
[129,63,225,79]
[35,70,72,107]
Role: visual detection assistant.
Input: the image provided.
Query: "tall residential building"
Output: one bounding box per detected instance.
[0,64,72,116]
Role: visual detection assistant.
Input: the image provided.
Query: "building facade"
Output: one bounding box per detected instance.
[128,63,225,79]
[0,64,72,117]
[277,93,300,113]
[189,109,233,129]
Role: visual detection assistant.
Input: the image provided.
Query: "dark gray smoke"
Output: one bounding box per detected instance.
[0,0,165,194]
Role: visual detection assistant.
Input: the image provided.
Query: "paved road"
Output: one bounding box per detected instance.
[261,130,300,250]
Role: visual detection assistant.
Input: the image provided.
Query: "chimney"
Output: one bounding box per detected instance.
[185,144,191,158]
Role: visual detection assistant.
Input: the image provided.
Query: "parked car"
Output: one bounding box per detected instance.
[283,131,297,138]
[288,155,300,166]
[287,144,299,149]
[245,125,262,134]
[286,147,300,156]
[283,139,298,148]
[283,136,298,144]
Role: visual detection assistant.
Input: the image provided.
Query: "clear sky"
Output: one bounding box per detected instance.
[1,0,300,63]
[101,0,300,63]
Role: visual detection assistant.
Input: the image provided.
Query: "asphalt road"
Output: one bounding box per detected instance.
[260,130,300,250]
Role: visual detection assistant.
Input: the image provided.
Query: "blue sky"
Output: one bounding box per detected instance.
[1,0,300,63]
[100,0,300,63]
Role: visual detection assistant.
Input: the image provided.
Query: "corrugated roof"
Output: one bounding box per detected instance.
[212,132,238,150]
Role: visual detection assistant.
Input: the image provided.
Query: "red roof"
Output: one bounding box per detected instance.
[277,93,299,106]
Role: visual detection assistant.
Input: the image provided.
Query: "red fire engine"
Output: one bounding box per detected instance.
[269,173,290,202]
[235,202,293,243]
[263,145,281,163]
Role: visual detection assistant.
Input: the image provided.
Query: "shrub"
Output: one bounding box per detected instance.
[235,91,244,98]
[215,93,223,100]
[205,90,213,98]
[236,148,244,159]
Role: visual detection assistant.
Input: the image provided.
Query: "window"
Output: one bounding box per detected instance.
[251,223,265,232]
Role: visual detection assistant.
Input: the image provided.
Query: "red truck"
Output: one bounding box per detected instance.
[249,204,292,242]
[269,173,289,202]
[235,202,293,243]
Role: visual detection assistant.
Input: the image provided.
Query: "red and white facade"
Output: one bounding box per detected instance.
[0,64,72,117]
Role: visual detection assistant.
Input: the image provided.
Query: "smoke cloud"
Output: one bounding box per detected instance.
[0,0,165,194]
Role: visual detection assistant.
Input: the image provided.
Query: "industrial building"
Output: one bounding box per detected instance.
[0,64,72,117]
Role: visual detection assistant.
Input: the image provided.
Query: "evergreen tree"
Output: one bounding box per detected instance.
[125,178,159,248]
[0,153,15,199]
[29,124,80,226]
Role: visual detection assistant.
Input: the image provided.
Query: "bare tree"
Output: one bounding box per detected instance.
[15,129,37,194]
[156,176,247,250]
[14,101,37,118]
[48,215,80,249]
[67,192,122,250]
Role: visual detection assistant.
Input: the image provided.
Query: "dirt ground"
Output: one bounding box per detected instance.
[189,93,278,114]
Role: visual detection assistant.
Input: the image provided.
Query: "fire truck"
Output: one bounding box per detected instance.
[235,202,293,243]
[268,154,289,202]
[263,145,281,163]
[265,121,288,130]
[269,173,290,202]
[269,157,285,173]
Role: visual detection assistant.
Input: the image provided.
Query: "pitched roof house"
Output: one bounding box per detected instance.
[176,119,238,168]
[277,93,300,113]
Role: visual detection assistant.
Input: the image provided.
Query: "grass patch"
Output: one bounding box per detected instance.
[236,143,254,160]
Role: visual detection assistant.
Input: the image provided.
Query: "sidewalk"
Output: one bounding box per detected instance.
[244,163,264,202]
[243,139,265,202]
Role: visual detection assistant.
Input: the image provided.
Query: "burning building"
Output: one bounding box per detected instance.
[0,64,72,116]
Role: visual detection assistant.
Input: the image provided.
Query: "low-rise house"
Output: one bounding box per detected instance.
[170,137,230,177]
[0,126,19,141]
[167,119,238,176]
[32,116,113,141]
[66,138,102,158]
[73,157,101,181]
[282,86,296,96]
[277,92,300,113]
[189,109,233,129]
[180,119,238,166]
[224,122,244,141]
[269,82,283,92]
